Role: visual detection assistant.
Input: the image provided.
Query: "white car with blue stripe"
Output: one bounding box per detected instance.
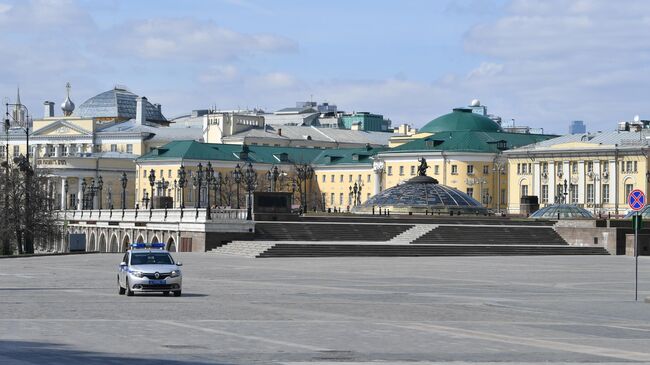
[117,243,183,297]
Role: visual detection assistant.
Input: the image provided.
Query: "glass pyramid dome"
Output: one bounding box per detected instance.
[529,204,594,219]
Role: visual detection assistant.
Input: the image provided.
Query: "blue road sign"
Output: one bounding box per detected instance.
[628,189,645,211]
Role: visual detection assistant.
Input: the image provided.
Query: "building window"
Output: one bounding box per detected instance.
[541,185,548,203]
[126,144,133,154]
[483,165,489,174]
[542,162,548,174]
[482,188,489,205]
[587,184,594,203]
[467,187,474,198]
[625,184,634,199]
[367,174,371,182]
[467,165,474,175]
[168,169,172,178]
[434,165,439,175]
[330,193,335,205]
[570,184,578,204]
[634,161,638,172]
[111,144,117,152]
[451,165,458,175]
[602,184,610,204]
[399,166,404,176]
[143,169,147,178]
[339,174,343,182]
[13,145,19,156]
[387,166,393,176]
[501,189,506,204]
[410,166,415,175]
[587,161,593,173]
[339,193,343,205]
[330,174,334,183]
[557,163,563,175]
[571,162,578,174]
[521,185,528,197]
[517,163,521,175]
[349,174,352,182]
[602,162,609,174]
[322,175,326,183]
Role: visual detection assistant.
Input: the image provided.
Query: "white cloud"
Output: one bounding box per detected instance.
[107,18,297,61]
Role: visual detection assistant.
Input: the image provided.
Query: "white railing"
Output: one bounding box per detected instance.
[56,208,248,223]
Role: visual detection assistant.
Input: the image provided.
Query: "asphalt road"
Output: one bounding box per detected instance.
[0,253,649,364]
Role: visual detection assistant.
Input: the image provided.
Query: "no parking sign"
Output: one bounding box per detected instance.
[628,189,645,211]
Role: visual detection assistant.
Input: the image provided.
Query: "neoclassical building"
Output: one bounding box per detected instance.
[2,85,202,210]
[134,105,555,212]
[505,130,649,216]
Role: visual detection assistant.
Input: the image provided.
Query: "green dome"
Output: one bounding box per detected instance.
[420,108,503,133]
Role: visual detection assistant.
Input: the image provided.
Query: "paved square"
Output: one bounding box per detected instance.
[1,254,649,364]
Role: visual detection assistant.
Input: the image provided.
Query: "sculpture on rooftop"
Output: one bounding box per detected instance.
[417,157,429,177]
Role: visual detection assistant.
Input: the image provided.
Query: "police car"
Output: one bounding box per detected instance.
[117,243,183,297]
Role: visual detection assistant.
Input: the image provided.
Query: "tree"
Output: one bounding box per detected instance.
[0,157,61,255]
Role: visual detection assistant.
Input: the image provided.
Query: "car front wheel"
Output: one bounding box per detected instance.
[118,277,125,295]
[126,278,134,296]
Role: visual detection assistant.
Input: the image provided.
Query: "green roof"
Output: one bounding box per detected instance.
[389,131,556,153]
[420,108,503,133]
[137,140,385,166]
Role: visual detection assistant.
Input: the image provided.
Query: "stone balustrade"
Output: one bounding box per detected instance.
[56,207,248,223]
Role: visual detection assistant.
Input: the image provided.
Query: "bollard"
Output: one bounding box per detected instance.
[450,211,454,216]
[558,212,560,220]
[372,206,374,215]
[387,209,390,216]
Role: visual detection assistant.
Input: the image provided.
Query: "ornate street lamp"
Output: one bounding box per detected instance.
[212,171,223,206]
[232,163,242,209]
[120,172,128,210]
[177,165,186,209]
[81,179,87,209]
[242,162,257,220]
[205,162,214,219]
[267,165,280,192]
[107,187,113,210]
[97,176,103,209]
[63,179,69,210]
[192,163,204,209]
[148,169,155,210]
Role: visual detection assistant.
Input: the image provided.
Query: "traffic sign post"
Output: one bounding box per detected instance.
[628,189,645,301]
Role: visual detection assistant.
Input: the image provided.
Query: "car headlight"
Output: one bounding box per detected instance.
[131,271,144,278]
[170,270,181,278]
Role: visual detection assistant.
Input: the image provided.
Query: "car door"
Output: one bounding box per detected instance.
[119,252,129,285]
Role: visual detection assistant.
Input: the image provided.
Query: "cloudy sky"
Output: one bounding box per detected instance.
[1,0,649,134]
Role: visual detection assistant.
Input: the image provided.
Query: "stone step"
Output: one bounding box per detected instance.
[209,241,276,258]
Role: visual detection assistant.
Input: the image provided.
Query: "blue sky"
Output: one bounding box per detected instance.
[1,0,649,134]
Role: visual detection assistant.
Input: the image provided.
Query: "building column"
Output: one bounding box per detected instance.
[594,160,601,209]
[54,144,61,157]
[609,159,617,212]
[548,161,556,204]
[578,161,585,204]
[532,162,540,197]
[60,177,67,210]
[77,178,84,211]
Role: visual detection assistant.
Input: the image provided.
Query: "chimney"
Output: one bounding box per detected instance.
[136,96,147,125]
[278,128,282,136]
[43,101,55,118]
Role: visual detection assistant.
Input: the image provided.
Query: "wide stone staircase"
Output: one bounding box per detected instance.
[257,243,608,257]
[210,222,609,258]
[254,222,412,241]
[411,225,569,246]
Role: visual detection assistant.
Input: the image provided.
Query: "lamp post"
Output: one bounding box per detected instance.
[120,172,128,210]
[492,161,506,213]
[5,101,33,253]
[232,163,242,209]
[192,163,204,209]
[267,165,280,192]
[212,171,223,206]
[63,179,68,210]
[81,179,87,209]
[107,187,113,210]
[148,169,155,210]
[242,162,257,220]
[178,165,186,209]
[97,176,103,210]
[296,164,314,212]
[2,116,9,254]
[205,162,214,219]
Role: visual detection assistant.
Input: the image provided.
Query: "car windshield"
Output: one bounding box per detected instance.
[131,252,174,265]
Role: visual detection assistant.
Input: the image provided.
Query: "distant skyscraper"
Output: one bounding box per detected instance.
[569,120,586,134]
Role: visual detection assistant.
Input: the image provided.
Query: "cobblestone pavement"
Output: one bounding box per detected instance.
[0,254,649,364]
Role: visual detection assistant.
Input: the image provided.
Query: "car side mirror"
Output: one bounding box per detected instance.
[120,262,127,266]
[176,262,183,266]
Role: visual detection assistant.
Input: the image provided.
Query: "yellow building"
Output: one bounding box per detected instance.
[505,131,650,216]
